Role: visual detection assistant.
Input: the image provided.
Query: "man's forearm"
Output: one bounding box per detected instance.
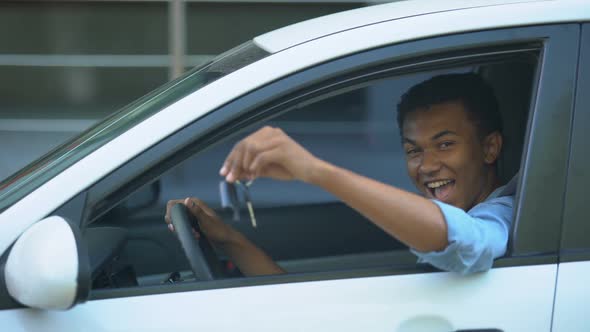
[221,230,286,277]
[308,159,448,252]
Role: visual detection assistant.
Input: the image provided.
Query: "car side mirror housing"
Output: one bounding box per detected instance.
[3,216,90,310]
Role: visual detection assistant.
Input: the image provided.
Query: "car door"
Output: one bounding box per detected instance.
[0,24,580,332]
[551,23,590,332]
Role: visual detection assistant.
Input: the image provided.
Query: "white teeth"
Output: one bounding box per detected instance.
[426,180,452,188]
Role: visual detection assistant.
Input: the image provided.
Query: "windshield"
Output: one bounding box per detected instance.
[0,41,269,212]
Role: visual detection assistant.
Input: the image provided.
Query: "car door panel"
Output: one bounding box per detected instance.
[551,23,590,332]
[0,265,556,332]
[552,262,590,331]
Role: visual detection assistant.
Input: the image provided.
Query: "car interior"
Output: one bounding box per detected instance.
[84,52,538,290]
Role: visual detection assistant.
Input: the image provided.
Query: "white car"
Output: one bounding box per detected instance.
[0,0,589,331]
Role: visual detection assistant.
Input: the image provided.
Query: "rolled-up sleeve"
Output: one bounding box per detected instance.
[410,196,514,274]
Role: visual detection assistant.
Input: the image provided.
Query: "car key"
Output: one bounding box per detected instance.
[236,180,257,228]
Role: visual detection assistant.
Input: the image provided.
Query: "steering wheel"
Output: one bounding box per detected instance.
[170,203,224,281]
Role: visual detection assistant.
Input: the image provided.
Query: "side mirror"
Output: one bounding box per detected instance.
[4,216,90,310]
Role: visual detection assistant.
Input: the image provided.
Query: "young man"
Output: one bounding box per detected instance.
[165,73,514,276]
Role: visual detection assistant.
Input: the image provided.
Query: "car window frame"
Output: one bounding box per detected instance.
[559,23,590,263]
[52,24,579,302]
[500,23,579,261]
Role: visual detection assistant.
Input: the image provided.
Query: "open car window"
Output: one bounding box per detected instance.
[86,49,538,289]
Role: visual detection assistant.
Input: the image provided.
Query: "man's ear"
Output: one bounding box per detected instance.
[483,131,502,165]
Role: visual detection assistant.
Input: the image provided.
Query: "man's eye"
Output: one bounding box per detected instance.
[439,141,455,149]
[405,148,418,156]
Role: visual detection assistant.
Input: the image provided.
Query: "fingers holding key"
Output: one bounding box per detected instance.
[221,127,279,182]
[225,141,247,183]
[220,126,317,183]
[248,146,292,181]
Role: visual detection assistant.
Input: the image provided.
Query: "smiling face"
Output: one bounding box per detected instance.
[402,101,502,211]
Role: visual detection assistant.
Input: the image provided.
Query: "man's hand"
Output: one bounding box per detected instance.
[165,197,236,248]
[219,126,321,183]
[164,197,286,276]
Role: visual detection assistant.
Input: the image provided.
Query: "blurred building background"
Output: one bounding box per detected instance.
[0,0,390,181]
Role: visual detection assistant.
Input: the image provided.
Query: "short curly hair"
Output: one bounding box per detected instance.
[396,73,502,139]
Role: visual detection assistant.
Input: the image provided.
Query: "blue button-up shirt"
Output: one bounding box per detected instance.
[411,184,514,274]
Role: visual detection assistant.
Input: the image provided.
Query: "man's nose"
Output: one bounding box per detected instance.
[418,150,442,175]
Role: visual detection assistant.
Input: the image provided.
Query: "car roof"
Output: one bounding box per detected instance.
[254,0,588,53]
